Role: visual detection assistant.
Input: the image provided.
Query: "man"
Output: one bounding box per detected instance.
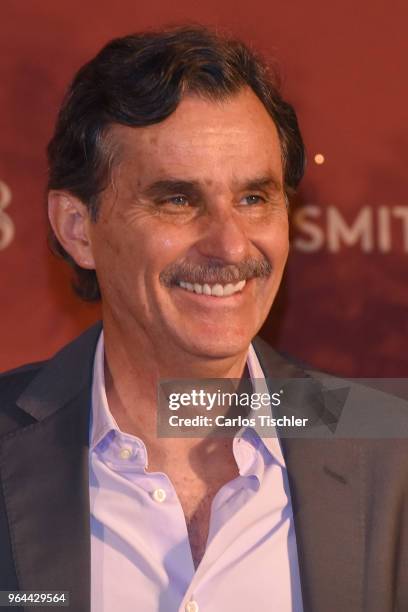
[1,26,407,612]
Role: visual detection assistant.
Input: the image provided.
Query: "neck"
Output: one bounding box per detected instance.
[101,314,250,454]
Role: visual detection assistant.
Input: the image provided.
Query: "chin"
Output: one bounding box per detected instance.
[180,329,252,361]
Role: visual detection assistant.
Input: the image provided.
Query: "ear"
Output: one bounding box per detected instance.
[48,191,95,269]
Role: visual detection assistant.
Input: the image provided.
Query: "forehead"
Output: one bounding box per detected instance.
[110,88,283,185]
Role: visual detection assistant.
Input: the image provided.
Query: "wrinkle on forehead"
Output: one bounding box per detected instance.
[103,89,283,199]
[108,88,280,149]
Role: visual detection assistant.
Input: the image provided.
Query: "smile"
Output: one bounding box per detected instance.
[178,280,246,297]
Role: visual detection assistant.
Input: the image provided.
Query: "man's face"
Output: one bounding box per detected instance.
[88,88,289,362]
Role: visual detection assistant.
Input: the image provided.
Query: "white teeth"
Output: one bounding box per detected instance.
[211,284,224,297]
[178,279,247,297]
[223,283,235,296]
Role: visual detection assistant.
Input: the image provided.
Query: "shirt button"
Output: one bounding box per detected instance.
[151,488,167,503]
[185,601,199,612]
[119,448,132,460]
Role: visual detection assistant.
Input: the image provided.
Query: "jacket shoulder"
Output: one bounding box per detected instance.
[0,362,48,434]
[0,322,102,434]
[0,360,47,400]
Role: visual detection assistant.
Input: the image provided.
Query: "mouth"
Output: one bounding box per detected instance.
[177,279,246,298]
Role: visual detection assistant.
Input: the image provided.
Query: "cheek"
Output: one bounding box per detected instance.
[157,235,183,252]
[253,219,289,265]
[111,224,190,279]
[141,229,189,273]
[89,223,137,293]
[276,231,290,261]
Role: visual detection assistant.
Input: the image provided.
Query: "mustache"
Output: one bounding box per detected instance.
[160,258,272,286]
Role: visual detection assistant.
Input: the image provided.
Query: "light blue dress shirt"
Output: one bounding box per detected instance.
[89,331,303,611]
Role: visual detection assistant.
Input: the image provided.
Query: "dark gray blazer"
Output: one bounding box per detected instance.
[1,323,407,611]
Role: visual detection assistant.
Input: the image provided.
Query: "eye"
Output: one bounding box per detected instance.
[161,195,190,206]
[241,194,265,205]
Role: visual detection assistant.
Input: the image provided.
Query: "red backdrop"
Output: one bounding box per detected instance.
[1,0,407,376]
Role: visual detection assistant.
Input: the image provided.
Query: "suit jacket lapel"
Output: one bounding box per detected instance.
[0,323,102,612]
[252,336,363,612]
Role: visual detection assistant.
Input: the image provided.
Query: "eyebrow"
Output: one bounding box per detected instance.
[241,175,283,192]
[142,180,202,199]
[141,174,283,198]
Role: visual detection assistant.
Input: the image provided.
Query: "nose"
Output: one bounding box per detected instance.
[195,208,250,264]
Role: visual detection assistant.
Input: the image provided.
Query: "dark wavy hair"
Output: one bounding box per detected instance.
[47,25,305,301]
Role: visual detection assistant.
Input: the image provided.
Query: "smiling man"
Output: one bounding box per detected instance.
[64,91,289,368]
[1,25,407,612]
